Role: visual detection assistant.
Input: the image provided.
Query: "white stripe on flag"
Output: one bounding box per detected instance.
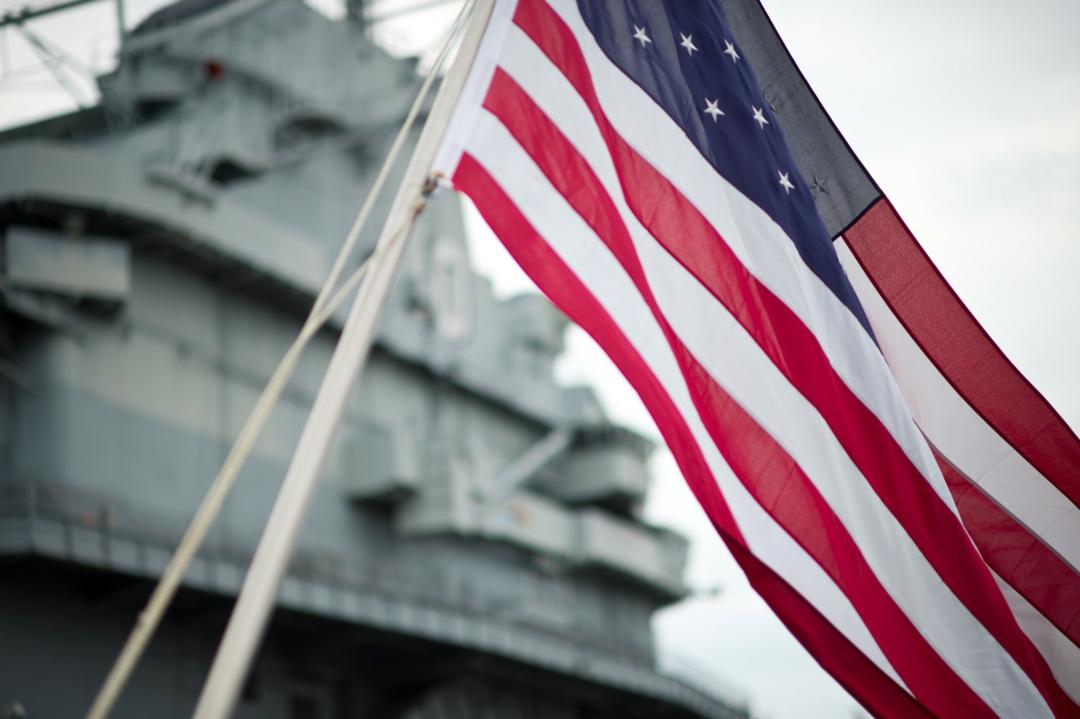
[835,238,1080,572]
[482,25,1057,714]
[515,4,952,510]
[431,0,1078,714]
[460,111,909,693]
[993,573,1080,703]
[466,107,1052,717]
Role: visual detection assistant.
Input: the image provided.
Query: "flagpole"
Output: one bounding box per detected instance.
[189,1,494,716]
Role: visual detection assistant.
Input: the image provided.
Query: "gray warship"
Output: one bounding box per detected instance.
[0,1,749,716]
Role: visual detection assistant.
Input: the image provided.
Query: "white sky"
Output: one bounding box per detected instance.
[2,1,1077,717]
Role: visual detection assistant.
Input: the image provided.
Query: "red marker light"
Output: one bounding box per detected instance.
[204,59,225,81]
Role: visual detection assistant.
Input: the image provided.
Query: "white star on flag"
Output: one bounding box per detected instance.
[704,98,724,122]
[723,39,740,62]
[679,33,697,56]
[752,105,769,129]
[632,25,651,47]
[778,170,795,194]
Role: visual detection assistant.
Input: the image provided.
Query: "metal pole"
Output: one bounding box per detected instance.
[190,1,494,716]
[114,0,126,52]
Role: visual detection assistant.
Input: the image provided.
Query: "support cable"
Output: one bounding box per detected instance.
[15,24,88,107]
[0,0,106,29]
[22,21,91,75]
[81,2,472,715]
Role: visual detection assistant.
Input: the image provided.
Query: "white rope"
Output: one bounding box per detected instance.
[191,0,490,710]
[82,3,472,714]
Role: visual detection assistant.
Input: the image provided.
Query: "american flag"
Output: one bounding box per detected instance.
[430,1,1080,715]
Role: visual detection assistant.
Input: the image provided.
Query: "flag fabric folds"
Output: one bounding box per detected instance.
[430,1,1080,716]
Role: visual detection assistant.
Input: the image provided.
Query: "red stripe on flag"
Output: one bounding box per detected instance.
[844,199,1080,510]
[450,155,744,547]
[453,151,932,719]
[477,72,998,717]
[726,541,934,719]
[935,452,1080,650]
[509,2,1075,713]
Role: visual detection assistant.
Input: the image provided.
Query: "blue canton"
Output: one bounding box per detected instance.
[576,0,872,335]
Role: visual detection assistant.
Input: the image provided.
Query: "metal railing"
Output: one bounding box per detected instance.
[0,479,748,716]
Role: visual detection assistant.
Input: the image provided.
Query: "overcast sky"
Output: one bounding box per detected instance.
[2,1,1077,717]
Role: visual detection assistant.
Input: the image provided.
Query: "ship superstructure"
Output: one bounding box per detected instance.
[0,1,747,716]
